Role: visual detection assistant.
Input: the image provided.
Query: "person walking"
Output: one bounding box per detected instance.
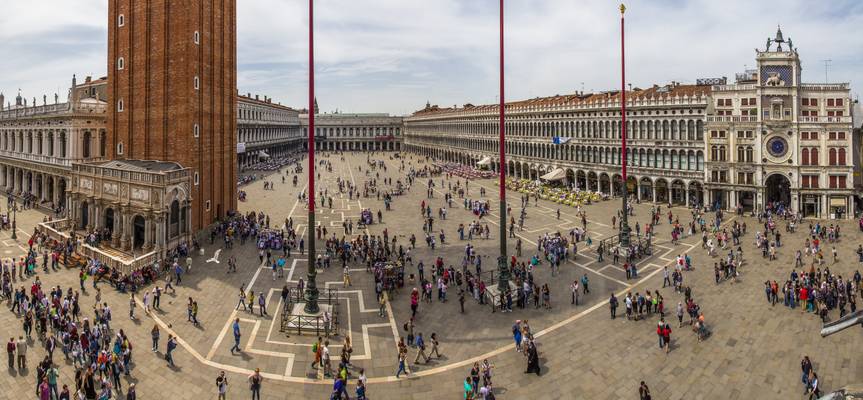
[429,333,442,359]
[413,333,429,364]
[6,337,15,369]
[236,287,247,311]
[395,343,408,378]
[258,293,268,317]
[16,335,26,370]
[231,318,242,354]
[216,371,229,400]
[165,335,177,366]
[249,368,263,400]
[151,324,160,352]
[129,293,136,320]
[609,293,618,319]
[639,381,651,400]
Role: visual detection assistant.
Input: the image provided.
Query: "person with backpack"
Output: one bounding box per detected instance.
[165,335,177,366]
[216,371,228,400]
[413,333,429,364]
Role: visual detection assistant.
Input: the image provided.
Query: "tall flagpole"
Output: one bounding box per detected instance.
[618,4,631,248]
[304,0,319,314]
[497,0,510,291]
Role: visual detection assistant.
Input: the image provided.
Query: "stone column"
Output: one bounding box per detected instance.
[651,186,656,203]
[155,215,164,249]
[143,217,153,250]
[112,208,121,247]
[86,201,94,230]
[119,213,129,250]
[52,178,59,206]
[185,206,192,235]
[685,187,690,207]
[93,202,101,229]
[39,174,46,202]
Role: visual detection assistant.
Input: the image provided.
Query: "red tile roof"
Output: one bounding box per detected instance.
[412,84,712,116]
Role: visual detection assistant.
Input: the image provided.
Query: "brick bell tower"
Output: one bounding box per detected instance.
[106,0,238,231]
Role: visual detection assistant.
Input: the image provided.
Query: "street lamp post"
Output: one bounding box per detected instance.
[618,4,632,248]
[10,199,17,240]
[304,0,320,315]
[497,0,510,290]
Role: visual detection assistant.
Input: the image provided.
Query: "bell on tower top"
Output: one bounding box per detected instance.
[774,25,784,43]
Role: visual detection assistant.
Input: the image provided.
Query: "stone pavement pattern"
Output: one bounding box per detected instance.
[0,152,861,399]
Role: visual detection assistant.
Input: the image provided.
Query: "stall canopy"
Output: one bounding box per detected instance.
[476,156,492,166]
[258,151,270,159]
[540,168,566,181]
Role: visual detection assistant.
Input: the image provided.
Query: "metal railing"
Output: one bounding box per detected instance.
[279,287,340,337]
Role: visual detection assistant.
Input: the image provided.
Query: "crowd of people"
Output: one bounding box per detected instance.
[3,150,860,400]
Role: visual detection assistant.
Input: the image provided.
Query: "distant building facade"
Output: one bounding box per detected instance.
[237,94,302,169]
[300,113,404,152]
[0,76,108,211]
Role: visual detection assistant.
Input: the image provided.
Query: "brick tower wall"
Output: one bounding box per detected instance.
[107,0,237,231]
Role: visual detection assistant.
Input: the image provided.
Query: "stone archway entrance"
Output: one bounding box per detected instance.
[765,174,791,210]
[80,201,90,229]
[133,215,146,249]
[104,208,115,237]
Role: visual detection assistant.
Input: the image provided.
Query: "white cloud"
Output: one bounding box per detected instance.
[1,0,861,114]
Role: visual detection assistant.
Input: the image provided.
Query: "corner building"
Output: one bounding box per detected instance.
[106,0,237,230]
[704,28,855,218]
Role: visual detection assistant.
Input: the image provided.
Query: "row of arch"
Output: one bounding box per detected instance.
[0,129,107,159]
[410,118,705,141]
[409,145,705,206]
[407,134,704,171]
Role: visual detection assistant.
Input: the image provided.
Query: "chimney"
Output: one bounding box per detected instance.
[255,95,259,101]
[85,76,92,83]
[247,92,251,98]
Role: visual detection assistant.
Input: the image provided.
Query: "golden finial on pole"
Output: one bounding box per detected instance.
[620,4,626,14]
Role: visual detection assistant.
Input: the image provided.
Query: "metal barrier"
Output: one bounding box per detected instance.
[279,287,340,337]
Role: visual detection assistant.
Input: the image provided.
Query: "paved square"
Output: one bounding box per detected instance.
[1,152,862,399]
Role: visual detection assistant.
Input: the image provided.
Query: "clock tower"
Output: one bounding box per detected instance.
[704,27,854,218]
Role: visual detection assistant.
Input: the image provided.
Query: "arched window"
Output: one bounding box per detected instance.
[829,148,837,165]
[801,148,810,165]
[746,146,753,162]
[737,146,744,162]
[838,148,846,165]
[719,146,727,161]
[711,146,718,161]
[810,148,819,165]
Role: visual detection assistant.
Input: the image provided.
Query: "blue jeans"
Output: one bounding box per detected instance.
[232,336,241,352]
[395,360,406,377]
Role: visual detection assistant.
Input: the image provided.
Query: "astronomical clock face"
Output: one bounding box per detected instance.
[767,136,788,158]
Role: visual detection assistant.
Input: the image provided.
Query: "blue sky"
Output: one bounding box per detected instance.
[1,0,861,115]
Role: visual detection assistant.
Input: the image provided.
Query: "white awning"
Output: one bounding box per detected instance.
[540,168,566,181]
[258,151,270,159]
[476,156,492,166]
